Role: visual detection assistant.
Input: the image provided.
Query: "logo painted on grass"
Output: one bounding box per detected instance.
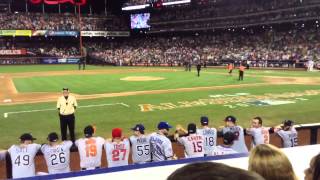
[138,90,318,112]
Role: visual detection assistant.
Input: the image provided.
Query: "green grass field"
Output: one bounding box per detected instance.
[1,65,320,149]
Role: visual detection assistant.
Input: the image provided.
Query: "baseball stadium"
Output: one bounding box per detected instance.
[0,0,320,180]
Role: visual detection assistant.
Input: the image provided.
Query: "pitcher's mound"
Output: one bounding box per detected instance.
[120,76,165,81]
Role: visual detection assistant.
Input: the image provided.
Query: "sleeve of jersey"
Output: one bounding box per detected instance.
[276,130,284,138]
[164,140,173,160]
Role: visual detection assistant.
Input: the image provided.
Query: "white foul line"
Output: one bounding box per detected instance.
[3,103,130,118]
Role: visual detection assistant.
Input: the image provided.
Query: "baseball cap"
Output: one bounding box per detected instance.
[112,128,122,138]
[224,115,236,123]
[188,123,197,134]
[131,124,145,133]
[223,131,235,145]
[20,133,36,141]
[157,121,172,130]
[47,132,59,142]
[62,87,69,91]
[200,116,209,125]
[84,125,94,137]
[283,120,294,127]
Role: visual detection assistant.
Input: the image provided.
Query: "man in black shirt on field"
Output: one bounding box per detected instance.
[196,63,201,77]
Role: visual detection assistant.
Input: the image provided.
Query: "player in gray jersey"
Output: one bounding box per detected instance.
[129,124,151,164]
[220,116,248,153]
[8,133,40,179]
[196,116,217,156]
[245,117,270,147]
[41,132,72,174]
[275,120,298,148]
[150,121,174,162]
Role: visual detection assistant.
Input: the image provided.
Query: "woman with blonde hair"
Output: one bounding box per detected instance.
[248,144,297,180]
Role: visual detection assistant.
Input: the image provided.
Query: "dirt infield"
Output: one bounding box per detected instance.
[1,68,320,105]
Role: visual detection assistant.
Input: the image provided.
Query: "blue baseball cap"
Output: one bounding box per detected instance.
[157,121,172,130]
[200,116,209,125]
[131,124,145,132]
[224,115,236,123]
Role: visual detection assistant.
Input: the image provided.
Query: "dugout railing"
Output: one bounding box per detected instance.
[1,123,320,179]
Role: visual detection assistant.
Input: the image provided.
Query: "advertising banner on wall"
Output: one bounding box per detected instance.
[0,49,27,55]
[0,30,32,36]
[32,30,79,37]
[42,57,79,64]
[81,31,130,37]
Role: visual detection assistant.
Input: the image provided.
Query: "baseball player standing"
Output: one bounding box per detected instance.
[75,125,105,170]
[57,87,78,142]
[176,123,204,158]
[275,120,298,148]
[220,116,248,153]
[129,124,151,164]
[238,63,245,81]
[105,128,130,168]
[245,117,270,147]
[196,116,217,156]
[150,121,174,162]
[7,133,40,179]
[214,131,238,155]
[41,132,73,174]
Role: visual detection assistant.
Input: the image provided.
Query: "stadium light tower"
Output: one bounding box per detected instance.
[78,3,83,57]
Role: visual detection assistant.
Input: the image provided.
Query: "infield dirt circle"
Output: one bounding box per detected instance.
[120,76,165,81]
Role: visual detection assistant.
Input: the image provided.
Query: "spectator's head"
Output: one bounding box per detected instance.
[157,121,172,136]
[223,131,235,146]
[248,144,297,180]
[167,162,264,180]
[187,123,197,135]
[84,125,94,138]
[251,117,263,128]
[283,120,294,131]
[200,116,209,126]
[304,153,320,180]
[20,133,36,144]
[112,128,122,140]
[47,132,59,144]
[224,115,237,126]
[131,124,145,135]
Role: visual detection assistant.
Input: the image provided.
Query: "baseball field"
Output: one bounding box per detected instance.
[1,65,320,149]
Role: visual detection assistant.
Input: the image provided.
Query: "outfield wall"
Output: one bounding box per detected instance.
[0,123,320,179]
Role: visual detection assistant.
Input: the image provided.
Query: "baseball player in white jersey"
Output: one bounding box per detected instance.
[41,132,73,174]
[176,123,204,158]
[196,116,217,156]
[245,117,270,147]
[75,125,105,170]
[275,120,298,148]
[220,116,248,153]
[214,131,238,155]
[150,121,174,162]
[7,133,40,179]
[129,124,151,164]
[105,128,130,168]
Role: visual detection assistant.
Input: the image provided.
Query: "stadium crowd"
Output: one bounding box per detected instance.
[87,28,320,68]
[0,115,310,180]
[0,13,128,31]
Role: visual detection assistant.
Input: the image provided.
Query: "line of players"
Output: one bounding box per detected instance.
[0,116,298,179]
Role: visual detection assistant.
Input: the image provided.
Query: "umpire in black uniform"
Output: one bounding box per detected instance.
[196,62,201,77]
[57,88,78,142]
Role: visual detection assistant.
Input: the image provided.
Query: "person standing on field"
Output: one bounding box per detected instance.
[57,88,77,142]
[239,63,245,81]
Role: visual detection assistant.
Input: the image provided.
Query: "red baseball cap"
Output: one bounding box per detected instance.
[112,128,122,138]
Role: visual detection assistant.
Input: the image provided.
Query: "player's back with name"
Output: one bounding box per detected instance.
[41,141,73,174]
[178,134,204,158]
[105,139,130,167]
[129,135,151,164]
[150,133,173,162]
[197,127,217,155]
[8,143,41,179]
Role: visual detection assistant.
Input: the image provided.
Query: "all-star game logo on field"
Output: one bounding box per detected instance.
[138,89,319,112]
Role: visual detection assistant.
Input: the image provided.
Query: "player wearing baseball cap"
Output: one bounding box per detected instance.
[196,116,217,156]
[275,120,298,148]
[129,124,151,164]
[75,125,105,170]
[245,117,270,147]
[214,131,239,155]
[41,132,73,174]
[7,133,40,178]
[150,121,174,162]
[220,116,248,153]
[105,128,130,168]
[175,123,204,158]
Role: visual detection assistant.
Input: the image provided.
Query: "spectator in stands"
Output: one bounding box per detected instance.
[248,144,298,180]
[304,153,320,180]
[167,162,265,180]
[219,115,248,153]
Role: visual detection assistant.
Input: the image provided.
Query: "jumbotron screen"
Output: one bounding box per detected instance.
[130,13,151,29]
